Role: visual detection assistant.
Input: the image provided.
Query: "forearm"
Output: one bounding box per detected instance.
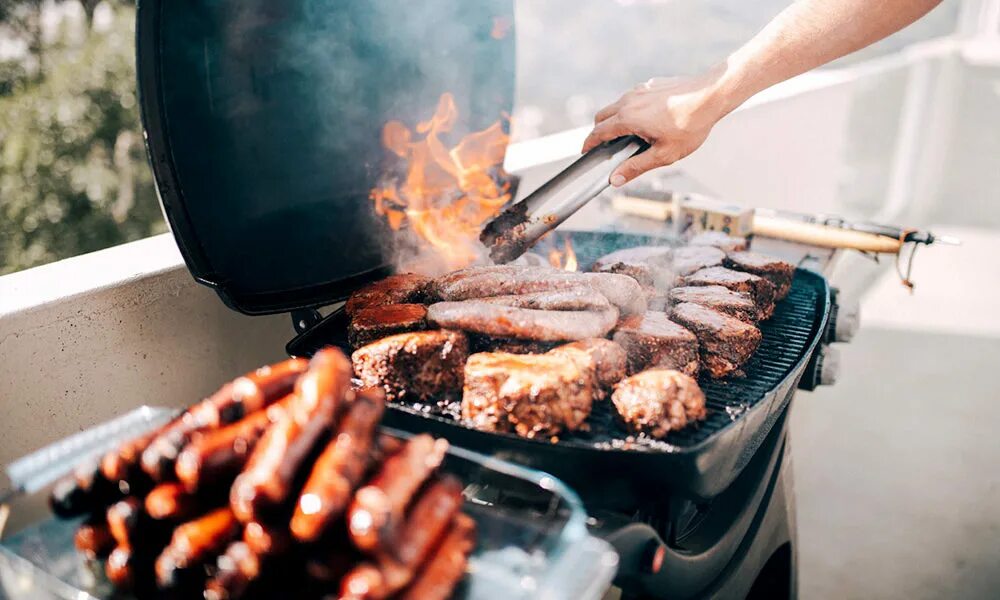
[711,0,943,114]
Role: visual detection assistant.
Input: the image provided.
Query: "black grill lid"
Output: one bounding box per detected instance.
[137,0,515,314]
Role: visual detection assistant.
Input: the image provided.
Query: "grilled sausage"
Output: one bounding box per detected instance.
[74,518,115,559]
[100,426,162,489]
[141,358,308,481]
[392,475,463,569]
[291,389,385,542]
[243,520,292,558]
[49,459,122,519]
[144,481,199,521]
[105,545,136,590]
[347,435,448,552]
[175,394,295,492]
[339,563,390,600]
[106,497,143,548]
[155,507,240,591]
[204,542,262,600]
[231,349,352,523]
[398,514,476,600]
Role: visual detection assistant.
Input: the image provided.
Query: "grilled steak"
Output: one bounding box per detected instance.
[670,302,762,378]
[668,285,759,323]
[427,302,619,342]
[352,330,468,403]
[549,338,628,394]
[345,274,431,316]
[468,334,560,355]
[590,246,672,287]
[682,266,776,319]
[612,368,707,438]
[431,267,646,315]
[462,352,595,439]
[723,251,795,300]
[687,231,749,253]
[612,312,700,376]
[476,287,611,311]
[671,246,725,278]
[348,304,428,348]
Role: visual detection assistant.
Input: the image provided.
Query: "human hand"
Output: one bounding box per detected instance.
[581,69,733,187]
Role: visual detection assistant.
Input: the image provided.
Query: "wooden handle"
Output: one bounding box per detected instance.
[752,215,903,254]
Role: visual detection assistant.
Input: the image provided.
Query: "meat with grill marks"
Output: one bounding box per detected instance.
[352,330,469,404]
[427,301,619,342]
[670,302,762,378]
[548,338,628,395]
[687,231,749,253]
[668,285,759,323]
[671,246,725,278]
[347,303,428,348]
[590,246,672,287]
[431,266,646,315]
[475,286,611,311]
[462,352,596,439]
[612,312,700,377]
[345,273,431,316]
[723,251,795,300]
[682,266,776,319]
[468,334,560,355]
[612,368,707,438]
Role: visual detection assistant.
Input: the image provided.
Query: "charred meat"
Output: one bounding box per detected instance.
[549,338,628,394]
[468,334,560,355]
[352,330,469,404]
[668,285,759,323]
[682,266,776,319]
[427,301,619,342]
[612,312,700,377]
[347,303,428,348]
[345,273,431,316]
[612,368,707,438]
[670,302,762,378]
[723,251,795,300]
[462,352,596,439]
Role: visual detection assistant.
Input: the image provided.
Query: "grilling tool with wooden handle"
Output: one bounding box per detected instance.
[481,135,649,263]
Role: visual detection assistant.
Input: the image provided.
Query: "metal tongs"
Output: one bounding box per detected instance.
[481,135,649,263]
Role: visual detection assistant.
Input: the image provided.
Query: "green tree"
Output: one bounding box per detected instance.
[0,2,164,275]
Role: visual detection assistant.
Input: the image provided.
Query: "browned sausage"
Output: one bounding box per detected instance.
[174,393,295,492]
[74,519,115,559]
[101,425,163,485]
[290,388,386,542]
[204,541,262,600]
[398,514,477,600]
[105,545,135,590]
[346,435,448,552]
[230,349,352,523]
[243,520,292,558]
[141,358,309,481]
[50,459,122,519]
[144,481,198,521]
[391,475,464,570]
[155,507,240,591]
[339,563,390,600]
[106,497,143,548]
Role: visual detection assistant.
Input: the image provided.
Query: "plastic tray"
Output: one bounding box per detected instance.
[0,408,617,600]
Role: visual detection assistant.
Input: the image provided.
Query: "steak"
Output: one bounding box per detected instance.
[687,231,749,253]
[548,338,628,394]
[723,251,795,300]
[347,304,428,348]
[345,274,431,316]
[611,368,707,438]
[476,287,611,311]
[682,266,776,319]
[670,246,725,278]
[590,246,672,287]
[351,330,468,403]
[462,352,596,439]
[670,302,762,378]
[612,312,700,377]
[668,285,759,323]
[427,302,619,342]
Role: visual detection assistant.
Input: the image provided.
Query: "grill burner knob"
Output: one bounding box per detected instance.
[827,289,861,343]
[816,345,840,386]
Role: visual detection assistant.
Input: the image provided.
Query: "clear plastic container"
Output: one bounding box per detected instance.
[0,409,618,600]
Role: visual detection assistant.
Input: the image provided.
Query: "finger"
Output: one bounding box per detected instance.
[581,116,632,154]
[609,150,671,187]
[593,99,624,124]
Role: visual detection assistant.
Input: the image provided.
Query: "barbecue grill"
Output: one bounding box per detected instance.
[136,2,852,598]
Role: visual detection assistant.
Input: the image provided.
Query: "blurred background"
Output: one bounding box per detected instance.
[2,1,998,598]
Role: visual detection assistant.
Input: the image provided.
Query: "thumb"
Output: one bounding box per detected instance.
[609,150,667,187]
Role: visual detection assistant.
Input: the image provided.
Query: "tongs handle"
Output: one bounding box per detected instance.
[483,135,648,262]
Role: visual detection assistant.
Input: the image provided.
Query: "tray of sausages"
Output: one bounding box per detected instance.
[0,348,617,600]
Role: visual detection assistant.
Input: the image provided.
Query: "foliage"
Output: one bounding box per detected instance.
[0,2,164,275]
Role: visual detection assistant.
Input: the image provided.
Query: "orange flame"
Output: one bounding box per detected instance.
[548,236,578,271]
[369,93,511,270]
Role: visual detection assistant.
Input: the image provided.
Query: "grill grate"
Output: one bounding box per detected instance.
[394,270,824,451]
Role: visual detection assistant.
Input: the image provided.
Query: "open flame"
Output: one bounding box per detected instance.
[548,236,578,271]
[370,93,511,271]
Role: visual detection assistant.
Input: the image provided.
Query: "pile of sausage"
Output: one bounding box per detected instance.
[49,348,475,600]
